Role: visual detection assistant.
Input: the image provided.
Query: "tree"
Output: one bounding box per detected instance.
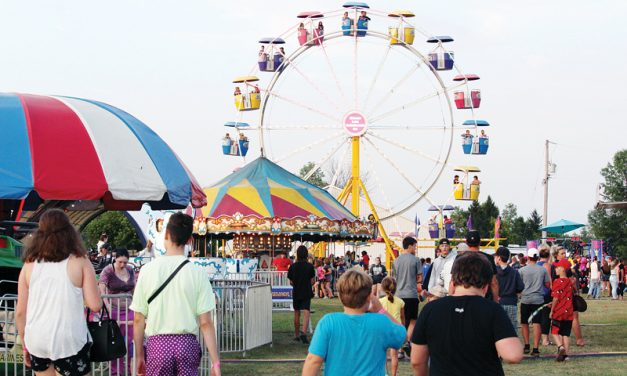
[82,211,142,251]
[525,209,543,240]
[299,162,328,188]
[499,203,519,246]
[588,149,627,257]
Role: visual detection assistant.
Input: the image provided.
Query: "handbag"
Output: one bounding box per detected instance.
[573,294,587,313]
[87,304,127,362]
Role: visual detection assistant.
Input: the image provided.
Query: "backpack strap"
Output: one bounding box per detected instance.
[148,260,190,304]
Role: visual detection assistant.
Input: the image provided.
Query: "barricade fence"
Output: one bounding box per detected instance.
[1,280,272,375]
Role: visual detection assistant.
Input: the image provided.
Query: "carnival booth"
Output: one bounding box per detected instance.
[233,76,261,111]
[427,35,454,70]
[258,38,286,72]
[453,165,481,201]
[193,157,374,278]
[388,11,415,45]
[461,119,490,155]
[296,12,324,46]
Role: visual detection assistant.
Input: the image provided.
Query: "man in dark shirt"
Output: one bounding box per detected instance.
[410,252,523,375]
[287,245,315,344]
[464,230,499,301]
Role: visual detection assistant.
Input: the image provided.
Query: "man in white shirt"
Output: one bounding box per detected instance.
[588,257,601,299]
[428,239,457,295]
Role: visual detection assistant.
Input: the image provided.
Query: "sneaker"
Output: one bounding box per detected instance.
[397,352,405,360]
[531,349,540,358]
[523,344,530,354]
[300,333,310,344]
[556,346,566,362]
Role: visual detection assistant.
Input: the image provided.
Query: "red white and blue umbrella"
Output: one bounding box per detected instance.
[0,93,206,209]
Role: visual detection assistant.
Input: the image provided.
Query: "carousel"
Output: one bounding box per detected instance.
[190,157,374,275]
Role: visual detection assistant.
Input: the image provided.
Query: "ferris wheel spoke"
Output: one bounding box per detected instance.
[363,151,403,235]
[367,130,452,167]
[281,55,342,113]
[353,25,359,109]
[362,46,392,110]
[365,64,420,118]
[256,124,340,131]
[369,124,449,131]
[362,136,439,209]
[302,137,351,182]
[274,131,345,164]
[265,88,340,123]
[368,82,465,124]
[319,42,350,109]
[329,144,351,189]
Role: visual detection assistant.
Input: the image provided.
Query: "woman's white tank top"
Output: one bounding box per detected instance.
[24,257,89,360]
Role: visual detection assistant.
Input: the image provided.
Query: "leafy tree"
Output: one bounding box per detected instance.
[82,211,142,251]
[299,162,328,188]
[588,149,627,257]
[499,203,519,245]
[525,209,543,240]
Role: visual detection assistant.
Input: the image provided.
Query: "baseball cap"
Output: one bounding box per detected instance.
[555,259,571,270]
[456,242,469,252]
[465,230,480,246]
[527,248,539,258]
[439,238,450,245]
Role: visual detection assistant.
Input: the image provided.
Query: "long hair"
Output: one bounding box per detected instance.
[23,209,87,263]
[381,276,397,303]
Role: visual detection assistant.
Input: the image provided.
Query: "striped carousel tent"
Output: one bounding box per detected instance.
[200,157,373,240]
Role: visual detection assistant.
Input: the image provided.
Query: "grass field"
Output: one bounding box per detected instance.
[221,297,627,375]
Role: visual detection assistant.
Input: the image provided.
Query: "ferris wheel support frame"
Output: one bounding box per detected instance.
[258,28,456,268]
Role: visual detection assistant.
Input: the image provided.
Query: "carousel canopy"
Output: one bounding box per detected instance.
[200,157,373,240]
[0,93,206,221]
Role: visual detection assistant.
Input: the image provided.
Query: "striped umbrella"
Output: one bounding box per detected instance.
[0,93,205,210]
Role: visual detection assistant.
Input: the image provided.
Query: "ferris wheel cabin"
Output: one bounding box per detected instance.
[453,74,481,109]
[258,38,286,72]
[233,76,261,111]
[343,2,370,37]
[427,35,455,70]
[222,122,250,157]
[453,166,481,201]
[388,11,415,45]
[297,11,324,46]
[461,120,490,155]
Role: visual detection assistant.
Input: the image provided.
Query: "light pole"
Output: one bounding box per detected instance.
[542,140,556,242]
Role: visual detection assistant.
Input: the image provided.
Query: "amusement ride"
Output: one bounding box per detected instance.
[217,2,493,264]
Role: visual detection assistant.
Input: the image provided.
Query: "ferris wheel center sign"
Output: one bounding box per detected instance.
[343,111,368,136]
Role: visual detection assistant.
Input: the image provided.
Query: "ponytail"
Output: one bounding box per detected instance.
[386,290,394,303]
[380,276,396,304]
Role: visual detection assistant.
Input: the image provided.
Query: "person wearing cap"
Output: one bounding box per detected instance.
[462,230,499,302]
[550,258,575,362]
[428,239,457,296]
[427,239,449,290]
[494,247,524,333]
[518,248,551,357]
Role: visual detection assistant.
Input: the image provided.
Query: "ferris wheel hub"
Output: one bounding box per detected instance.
[342,110,368,137]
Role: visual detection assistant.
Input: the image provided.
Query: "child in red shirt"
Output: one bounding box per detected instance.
[550,259,574,362]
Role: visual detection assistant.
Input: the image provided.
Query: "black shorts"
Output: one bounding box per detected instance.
[30,342,91,376]
[520,303,543,324]
[402,298,419,323]
[293,297,311,311]
[551,320,573,336]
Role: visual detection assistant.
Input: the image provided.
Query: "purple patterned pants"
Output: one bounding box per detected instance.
[146,334,202,376]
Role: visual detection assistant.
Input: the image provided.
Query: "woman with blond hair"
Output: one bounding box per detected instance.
[16,209,102,376]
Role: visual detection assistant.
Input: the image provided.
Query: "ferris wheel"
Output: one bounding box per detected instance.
[224,2,490,255]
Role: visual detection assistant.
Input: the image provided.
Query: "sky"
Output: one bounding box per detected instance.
[1,0,625,229]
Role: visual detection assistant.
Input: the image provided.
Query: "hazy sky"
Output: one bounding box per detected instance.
[1,0,625,228]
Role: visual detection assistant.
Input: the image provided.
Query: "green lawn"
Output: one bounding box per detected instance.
[221,298,627,375]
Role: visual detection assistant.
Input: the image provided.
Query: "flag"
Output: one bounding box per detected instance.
[494,216,501,239]
[466,214,473,230]
[414,214,420,237]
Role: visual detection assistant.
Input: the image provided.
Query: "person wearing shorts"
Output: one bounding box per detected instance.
[288,246,316,344]
[29,342,91,375]
[551,259,575,362]
[518,248,550,357]
[393,237,423,356]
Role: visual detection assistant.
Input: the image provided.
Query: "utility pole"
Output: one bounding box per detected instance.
[542,140,555,242]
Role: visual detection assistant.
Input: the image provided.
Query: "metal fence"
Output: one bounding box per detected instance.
[211,280,272,356]
[1,279,272,375]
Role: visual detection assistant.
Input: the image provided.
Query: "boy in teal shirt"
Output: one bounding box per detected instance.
[302,269,406,376]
